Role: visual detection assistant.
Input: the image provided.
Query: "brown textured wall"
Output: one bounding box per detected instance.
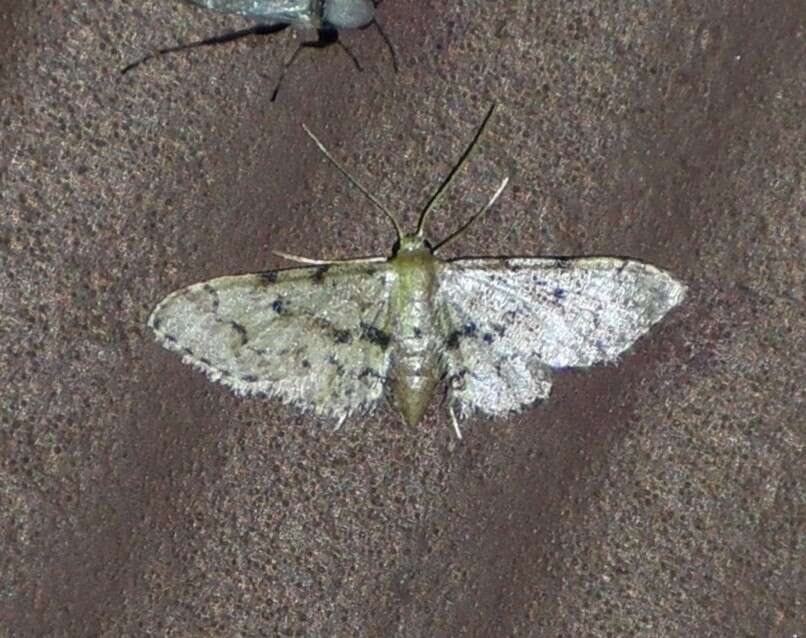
[0,1,803,636]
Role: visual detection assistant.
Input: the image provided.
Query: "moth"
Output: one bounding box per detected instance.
[149,105,686,438]
[123,0,397,100]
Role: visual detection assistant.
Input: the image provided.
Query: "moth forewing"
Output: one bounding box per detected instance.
[434,256,686,419]
[149,264,397,420]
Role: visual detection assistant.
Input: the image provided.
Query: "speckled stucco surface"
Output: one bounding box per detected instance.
[0,1,803,636]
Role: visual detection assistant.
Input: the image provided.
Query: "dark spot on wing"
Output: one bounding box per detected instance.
[165,334,177,344]
[334,329,352,344]
[553,287,566,299]
[358,367,384,380]
[553,257,572,269]
[616,260,629,275]
[483,333,494,344]
[241,374,258,383]
[312,265,330,283]
[183,347,193,356]
[492,324,506,337]
[301,359,310,368]
[272,299,284,314]
[449,370,468,390]
[413,327,423,338]
[230,321,248,345]
[360,322,391,349]
[203,284,220,312]
[199,357,211,365]
[446,323,478,350]
[259,270,278,284]
[151,317,162,330]
[506,259,526,271]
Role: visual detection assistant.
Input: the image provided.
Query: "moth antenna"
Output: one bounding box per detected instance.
[302,124,404,241]
[433,177,509,253]
[415,103,497,238]
[273,250,386,265]
[372,20,399,73]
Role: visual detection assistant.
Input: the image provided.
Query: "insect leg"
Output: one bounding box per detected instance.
[122,23,289,75]
[273,251,386,265]
[369,20,398,72]
[449,406,463,440]
[334,414,347,431]
[271,27,347,101]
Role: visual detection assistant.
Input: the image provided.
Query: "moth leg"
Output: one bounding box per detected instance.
[433,178,509,253]
[273,250,386,266]
[122,23,289,74]
[449,405,463,440]
[334,413,347,432]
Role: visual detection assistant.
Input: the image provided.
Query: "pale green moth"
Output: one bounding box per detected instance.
[148,105,686,438]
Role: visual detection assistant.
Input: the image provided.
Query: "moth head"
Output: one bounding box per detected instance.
[394,234,433,256]
[323,0,375,29]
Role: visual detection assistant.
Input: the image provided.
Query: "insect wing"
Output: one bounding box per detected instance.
[436,257,686,416]
[187,0,312,22]
[149,263,396,419]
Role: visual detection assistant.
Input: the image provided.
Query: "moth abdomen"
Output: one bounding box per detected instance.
[388,319,442,427]
[388,350,441,427]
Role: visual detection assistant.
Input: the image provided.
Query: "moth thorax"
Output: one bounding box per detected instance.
[323,0,374,29]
